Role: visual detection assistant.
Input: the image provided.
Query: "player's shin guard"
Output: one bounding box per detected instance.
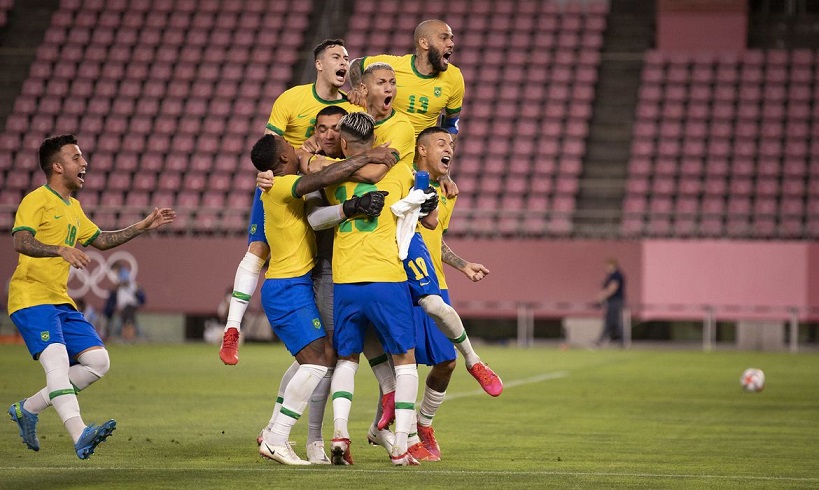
[393,364,419,456]
[331,360,358,439]
[267,364,327,446]
[307,367,333,444]
[265,361,300,432]
[226,252,265,330]
[39,344,85,441]
[419,295,481,368]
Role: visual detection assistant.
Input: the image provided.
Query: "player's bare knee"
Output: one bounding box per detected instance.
[296,338,330,367]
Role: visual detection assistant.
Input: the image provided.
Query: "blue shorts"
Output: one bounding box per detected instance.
[247,187,267,245]
[261,272,326,356]
[333,282,416,357]
[403,233,442,304]
[10,304,103,362]
[413,289,457,366]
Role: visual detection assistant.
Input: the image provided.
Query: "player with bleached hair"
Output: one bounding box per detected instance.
[349,19,464,140]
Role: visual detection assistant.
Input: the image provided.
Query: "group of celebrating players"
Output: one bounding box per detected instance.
[217,19,504,466]
[5,18,502,467]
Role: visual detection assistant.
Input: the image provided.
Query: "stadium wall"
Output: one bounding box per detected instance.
[1,238,815,323]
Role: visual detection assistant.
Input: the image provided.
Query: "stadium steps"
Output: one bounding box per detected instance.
[574,0,655,237]
[0,0,59,127]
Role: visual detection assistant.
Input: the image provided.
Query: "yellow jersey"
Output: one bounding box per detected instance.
[260,175,316,279]
[418,182,457,290]
[265,83,357,147]
[8,185,100,314]
[324,164,414,284]
[362,54,465,137]
[373,109,416,171]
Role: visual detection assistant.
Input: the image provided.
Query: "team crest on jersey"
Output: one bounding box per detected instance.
[434,87,442,97]
[312,318,321,329]
[40,331,50,341]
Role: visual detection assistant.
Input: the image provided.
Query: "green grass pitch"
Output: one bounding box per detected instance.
[1,342,818,489]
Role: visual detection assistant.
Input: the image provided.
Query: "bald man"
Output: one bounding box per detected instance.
[348,20,464,141]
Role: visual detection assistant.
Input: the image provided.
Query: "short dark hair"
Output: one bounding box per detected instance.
[417,126,450,147]
[314,39,345,60]
[316,105,349,120]
[338,112,376,145]
[250,134,284,172]
[38,134,78,177]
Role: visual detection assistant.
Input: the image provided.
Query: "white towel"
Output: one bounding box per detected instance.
[390,188,430,260]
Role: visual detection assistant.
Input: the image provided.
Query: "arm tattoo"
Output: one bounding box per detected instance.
[14,231,62,258]
[91,224,142,250]
[296,152,370,196]
[441,240,467,271]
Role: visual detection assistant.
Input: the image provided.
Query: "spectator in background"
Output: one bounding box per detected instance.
[110,261,144,341]
[595,258,625,347]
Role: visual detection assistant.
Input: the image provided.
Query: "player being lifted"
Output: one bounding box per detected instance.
[405,126,493,461]
[219,39,356,366]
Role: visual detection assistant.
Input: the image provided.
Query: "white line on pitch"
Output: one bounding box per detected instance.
[4,467,817,483]
[445,370,570,401]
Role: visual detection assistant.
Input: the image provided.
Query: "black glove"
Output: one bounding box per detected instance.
[342,190,389,218]
[419,186,439,216]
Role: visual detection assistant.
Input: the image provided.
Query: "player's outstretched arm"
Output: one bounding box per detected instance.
[442,240,489,282]
[90,207,176,250]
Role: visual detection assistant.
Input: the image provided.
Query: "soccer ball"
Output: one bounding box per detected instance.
[740,368,765,392]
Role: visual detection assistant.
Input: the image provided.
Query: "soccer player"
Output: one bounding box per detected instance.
[253,105,403,463]
[7,134,175,459]
[323,103,425,465]
[250,132,395,465]
[349,19,463,140]
[406,127,495,461]
[357,60,503,398]
[219,39,356,365]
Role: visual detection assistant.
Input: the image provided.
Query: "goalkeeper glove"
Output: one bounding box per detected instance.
[342,190,389,218]
[419,187,439,217]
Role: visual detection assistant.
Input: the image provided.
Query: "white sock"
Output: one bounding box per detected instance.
[418,385,446,427]
[24,349,111,414]
[408,410,420,445]
[367,354,396,393]
[267,364,327,446]
[331,360,358,439]
[393,364,418,455]
[226,252,265,330]
[39,344,85,442]
[307,367,333,444]
[265,361,299,432]
[419,295,481,368]
[367,354,395,429]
